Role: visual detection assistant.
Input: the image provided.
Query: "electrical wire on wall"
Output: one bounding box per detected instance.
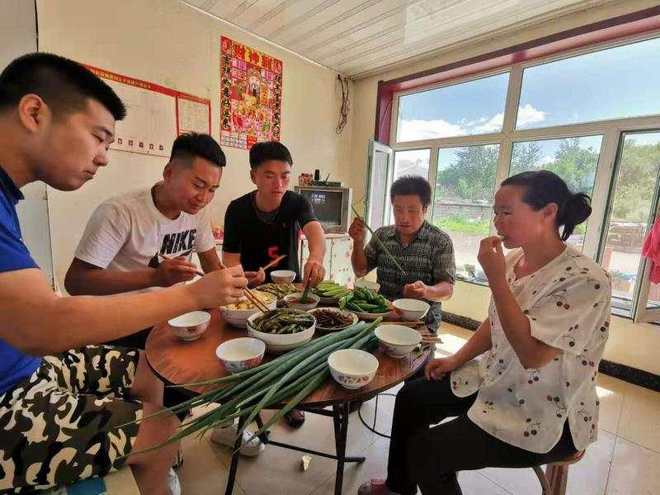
[336,74,350,135]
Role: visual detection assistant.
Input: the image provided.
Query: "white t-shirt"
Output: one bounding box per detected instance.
[450,246,611,453]
[75,188,216,279]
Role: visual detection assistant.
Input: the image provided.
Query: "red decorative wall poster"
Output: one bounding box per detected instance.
[220,36,283,150]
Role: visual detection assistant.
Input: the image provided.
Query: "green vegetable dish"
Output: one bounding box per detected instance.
[250,309,315,334]
[256,283,299,300]
[313,280,351,299]
[339,287,390,313]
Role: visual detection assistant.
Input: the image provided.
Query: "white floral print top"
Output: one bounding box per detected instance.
[450,246,610,453]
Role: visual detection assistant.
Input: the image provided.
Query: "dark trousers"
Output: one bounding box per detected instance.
[386,377,577,495]
[106,328,190,421]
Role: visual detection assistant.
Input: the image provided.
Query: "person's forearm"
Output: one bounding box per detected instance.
[199,249,223,273]
[489,278,548,368]
[425,281,453,302]
[65,267,159,295]
[201,258,222,273]
[222,251,241,267]
[351,241,369,277]
[307,234,325,264]
[452,319,492,367]
[21,285,201,355]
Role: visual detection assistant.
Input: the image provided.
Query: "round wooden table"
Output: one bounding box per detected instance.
[145,309,431,495]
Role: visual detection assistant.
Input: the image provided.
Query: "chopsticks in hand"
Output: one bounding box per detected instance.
[158,254,205,277]
[261,254,287,272]
[300,274,312,304]
[351,201,407,276]
[216,260,271,313]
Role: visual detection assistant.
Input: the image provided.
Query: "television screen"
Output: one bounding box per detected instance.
[302,190,343,227]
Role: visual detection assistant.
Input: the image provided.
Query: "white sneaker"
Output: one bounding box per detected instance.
[168,467,181,495]
[210,422,265,457]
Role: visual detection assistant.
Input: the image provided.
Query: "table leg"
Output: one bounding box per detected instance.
[333,401,364,495]
[255,413,270,443]
[225,415,245,495]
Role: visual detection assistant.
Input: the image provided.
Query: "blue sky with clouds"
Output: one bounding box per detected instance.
[396,36,660,143]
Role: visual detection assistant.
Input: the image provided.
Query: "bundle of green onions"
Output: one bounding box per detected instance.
[130,319,382,451]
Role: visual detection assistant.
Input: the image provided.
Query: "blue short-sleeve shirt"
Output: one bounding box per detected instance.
[0,165,41,395]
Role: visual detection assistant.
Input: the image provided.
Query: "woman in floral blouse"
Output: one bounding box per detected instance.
[359,171,611,495]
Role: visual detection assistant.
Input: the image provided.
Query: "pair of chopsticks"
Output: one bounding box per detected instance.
[261,254,286,271]
[299,275,313,303]
[351,199,407,276]
[390,320,426,328]
[160,254,271,313]
[158,254,205,277]
[215,259,271,313]
[240,286,270,313]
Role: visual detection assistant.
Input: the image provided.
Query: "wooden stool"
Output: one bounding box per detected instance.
[532,450,585,495]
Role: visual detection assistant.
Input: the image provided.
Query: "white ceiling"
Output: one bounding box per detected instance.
[184,0,614,78]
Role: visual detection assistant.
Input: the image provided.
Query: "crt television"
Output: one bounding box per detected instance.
[295,186,352,233]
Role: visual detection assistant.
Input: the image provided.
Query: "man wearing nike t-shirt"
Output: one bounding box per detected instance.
[65,132,225,348]
[222,141,326,427]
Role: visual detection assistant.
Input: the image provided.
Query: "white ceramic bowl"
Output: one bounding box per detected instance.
[328,349,379,390]
[392,298,430,321]
[354,278,380,293]
[375,324,422,359]
[221,291,277,328]
[271,270,297,284]
[168,311,211,341]
[284,292,320,311]
[215,337,266,374]
[246,310,316,353]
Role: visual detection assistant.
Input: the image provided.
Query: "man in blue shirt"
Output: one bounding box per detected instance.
[0,53,248,494]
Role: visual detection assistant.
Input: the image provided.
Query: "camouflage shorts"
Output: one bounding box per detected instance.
[0,346,142,493]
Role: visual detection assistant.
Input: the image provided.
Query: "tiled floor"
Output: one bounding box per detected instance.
[177,323,660,495]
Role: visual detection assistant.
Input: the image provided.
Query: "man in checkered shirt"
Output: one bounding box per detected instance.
[349,175,455,332]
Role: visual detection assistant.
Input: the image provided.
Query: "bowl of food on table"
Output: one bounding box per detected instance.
[354,278,381,293]
[220,290,276,328]
[328,349,379,390]
[308,307,358,333]
[375,324,422,358]
[339,287,392,320]
[168,311,211,342]
[215,337,266,374]
[284,292,320,311]
[247,308,316,353]
[313,280,352,304]
[392,298,430,321]
[270,270,297,284]
[256,282,299,307]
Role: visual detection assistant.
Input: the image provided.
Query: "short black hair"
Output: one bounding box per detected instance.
[390,175,433,209]
[249,141,292,169]
[170,132,226,167]
[502,171,591,241]
[0,52,126,120]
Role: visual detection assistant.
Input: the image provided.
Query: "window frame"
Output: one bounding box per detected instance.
[386,30,660,319]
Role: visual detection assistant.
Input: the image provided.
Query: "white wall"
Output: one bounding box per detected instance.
[36,0,353,290]
[348,0,660,375]
[0,0,55,286]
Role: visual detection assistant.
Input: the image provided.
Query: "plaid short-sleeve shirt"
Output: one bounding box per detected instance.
[364,221,455,330]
